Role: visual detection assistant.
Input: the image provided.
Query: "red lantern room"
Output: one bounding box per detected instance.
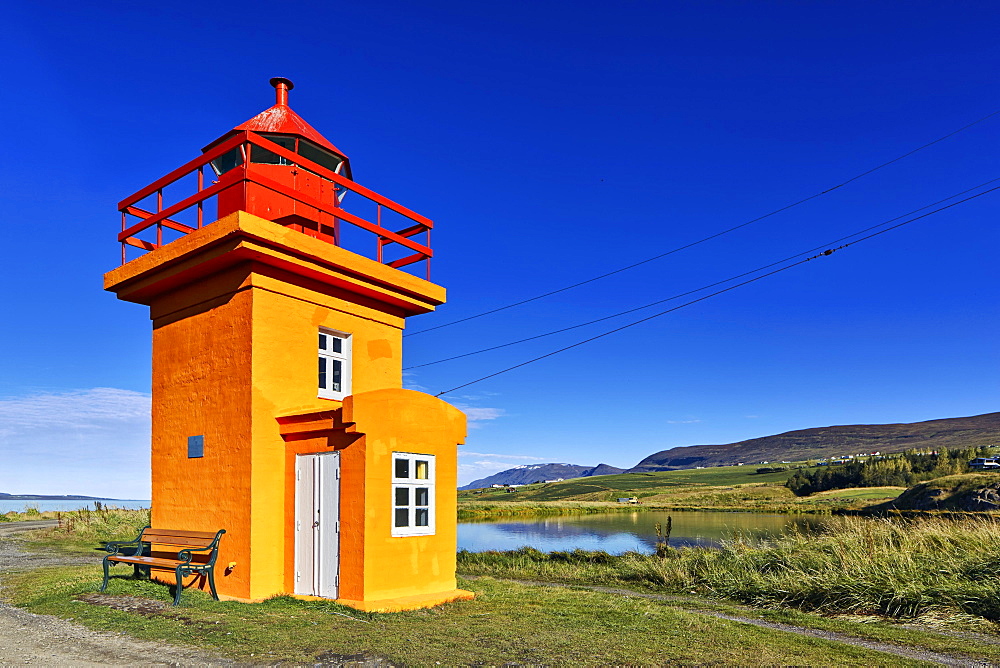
[203,78,353,244]
[115,78,433,279]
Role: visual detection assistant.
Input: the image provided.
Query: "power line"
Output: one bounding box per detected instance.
[433,182,1000,397]
[406,108,1000,338]
[406,176,1000,371]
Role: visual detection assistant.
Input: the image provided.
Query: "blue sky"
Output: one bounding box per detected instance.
[1,1,998,496]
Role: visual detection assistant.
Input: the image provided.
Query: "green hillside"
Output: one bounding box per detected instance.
[631,412,1000,471]
[505,466,795,501]
[457,463,890,513]
[459,466,804,502]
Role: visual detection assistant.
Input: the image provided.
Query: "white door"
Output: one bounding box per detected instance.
[294,452,340,598]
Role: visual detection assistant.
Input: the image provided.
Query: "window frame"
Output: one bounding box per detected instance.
[318,329,352,401]
[391,452,435,537]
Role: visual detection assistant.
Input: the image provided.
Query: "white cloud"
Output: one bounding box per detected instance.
[458,459,518,485]
[666,419,702,424]
[458,451,547,461]
[0,388,151,498]
[401,371,429,393]
[399,377,503,424]
[450,392,500,402]
[457,406,505,422]
[0,387,150,427]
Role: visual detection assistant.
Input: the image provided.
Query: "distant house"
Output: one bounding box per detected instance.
[970,457,1000,471]
[544,478,564,483]
[617,497,639,504]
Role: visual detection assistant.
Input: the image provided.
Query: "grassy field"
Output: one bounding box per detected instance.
[458,516,1000,622]
[6,508,1000,663]
[0,512,932,667]
[473,465,801,500]
[813,487,908,500]
[11,566,942,666]
[459,463,905,514]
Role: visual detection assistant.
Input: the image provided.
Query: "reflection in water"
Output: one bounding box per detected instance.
[457,510,830,554]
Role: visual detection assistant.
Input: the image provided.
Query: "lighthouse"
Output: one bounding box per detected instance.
[104,79,472,611]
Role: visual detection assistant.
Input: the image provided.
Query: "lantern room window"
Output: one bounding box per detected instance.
[210,146,245,176]
[298,140,345,174]
[208,134,346,178]
[391,453,435,537]
[318,329,351,400]
[251,134,296,165]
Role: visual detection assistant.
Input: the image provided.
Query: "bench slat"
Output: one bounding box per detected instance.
[140,529,220,539]
[108,555,210,569]
[142,536,214,547]
[139,529,220,547]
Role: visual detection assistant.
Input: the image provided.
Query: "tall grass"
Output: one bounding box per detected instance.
[31,506,151,545]
[458,516,1000,621]
[457,501,644,520]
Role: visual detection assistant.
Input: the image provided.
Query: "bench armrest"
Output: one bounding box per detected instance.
[103,526,151,556]
[176,546,215,563]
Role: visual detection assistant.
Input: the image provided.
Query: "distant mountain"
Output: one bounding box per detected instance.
[586,463,626,477]
[0,493,114,501]
[461,463,625,490]
[629,412,1000,472]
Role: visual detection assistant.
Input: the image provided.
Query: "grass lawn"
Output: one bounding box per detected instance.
[4,564,931,666]
[5,509,999,664]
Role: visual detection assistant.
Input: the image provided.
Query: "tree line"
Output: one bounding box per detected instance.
[785,447,994,496]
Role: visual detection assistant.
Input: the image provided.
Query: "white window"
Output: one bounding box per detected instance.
[318,330,351,400]
[391,453,435,537]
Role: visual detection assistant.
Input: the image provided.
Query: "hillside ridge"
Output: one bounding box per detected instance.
[630,412,1000,472]
[461,463,625,490]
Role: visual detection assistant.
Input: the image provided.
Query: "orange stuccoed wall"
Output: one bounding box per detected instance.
[104,211,474,610]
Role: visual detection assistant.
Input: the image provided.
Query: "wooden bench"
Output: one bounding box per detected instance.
[100,526,226,605]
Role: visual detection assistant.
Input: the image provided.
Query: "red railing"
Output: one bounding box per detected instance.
[118,131,433,279]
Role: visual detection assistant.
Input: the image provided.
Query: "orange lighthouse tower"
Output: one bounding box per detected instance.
[104,79,473,611]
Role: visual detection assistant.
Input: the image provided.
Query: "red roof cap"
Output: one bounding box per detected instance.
[203,78,351,166]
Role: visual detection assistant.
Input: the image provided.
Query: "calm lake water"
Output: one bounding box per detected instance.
[457,510,831,554]
[4,502,826,554]
[0,499,150,513]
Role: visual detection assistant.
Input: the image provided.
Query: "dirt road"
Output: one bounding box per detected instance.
[0,520,231,666]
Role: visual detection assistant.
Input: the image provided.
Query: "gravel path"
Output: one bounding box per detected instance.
[0,520,231,666]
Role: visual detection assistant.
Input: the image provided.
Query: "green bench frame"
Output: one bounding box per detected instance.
[100,526,226,605]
